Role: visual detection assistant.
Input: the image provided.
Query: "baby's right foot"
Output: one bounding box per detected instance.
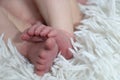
[26,38,58,76]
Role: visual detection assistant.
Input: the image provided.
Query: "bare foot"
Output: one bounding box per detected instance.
[21,22,47,42]
[21,22,73,59]
[25,38,58,76]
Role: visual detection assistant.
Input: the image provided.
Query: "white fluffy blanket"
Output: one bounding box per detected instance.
[0,0,120,80]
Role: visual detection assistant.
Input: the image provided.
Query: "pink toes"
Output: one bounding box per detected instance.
[34,25,45,36]
[26,22,42,36]
[35,38,58,76]
[21,22,54,43]
[35,69,47,76]
[36,59,46,65]
[35,64,46,70]
[34,58,52,76]
[21,31,31,40]
[21,22,47,42]
[40,27,52,37]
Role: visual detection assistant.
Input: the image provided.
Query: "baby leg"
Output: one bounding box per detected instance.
[0,0,43,32]
[0,8,58,76]
[70,0,84,27]
[0,0,41,23]
[32,0,76,59]
[0,7,28,57]
[34,0,74,34]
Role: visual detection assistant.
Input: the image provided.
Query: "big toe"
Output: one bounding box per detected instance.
[35,69,46,76]
[21,33,30,40]
[45,38,57,50]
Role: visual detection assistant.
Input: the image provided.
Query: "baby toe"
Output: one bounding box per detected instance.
[35,64,46,70]
[36,58,46,65]
[21,33,31,40]
[39,51,47,59]
[40,27,52,37]
[35,64,49,76]
[35,25,46,36]
[28,23,39,36]
[35,69,46,76]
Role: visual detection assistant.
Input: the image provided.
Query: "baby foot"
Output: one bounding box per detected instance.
[27,38,58,75]
[48,29,73,59]
[21,23,73,59]
[21,21,47,42]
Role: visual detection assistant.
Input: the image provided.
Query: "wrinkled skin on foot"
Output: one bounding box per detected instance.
[21,22,73,59]
[25,38,58,76]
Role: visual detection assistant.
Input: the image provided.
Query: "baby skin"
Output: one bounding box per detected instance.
[21,22,73,75]
[26,37,58,75]
[22,22,73,59]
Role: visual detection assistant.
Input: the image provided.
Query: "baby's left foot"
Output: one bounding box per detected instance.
[20,37,58,76]
[35,38,58,75]
[21,22,47,42]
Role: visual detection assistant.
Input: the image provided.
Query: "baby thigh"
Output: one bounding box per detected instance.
[34,0,73,34]
[0,8,21,44]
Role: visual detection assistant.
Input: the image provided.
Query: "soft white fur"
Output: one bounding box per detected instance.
[0,0,120,80]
